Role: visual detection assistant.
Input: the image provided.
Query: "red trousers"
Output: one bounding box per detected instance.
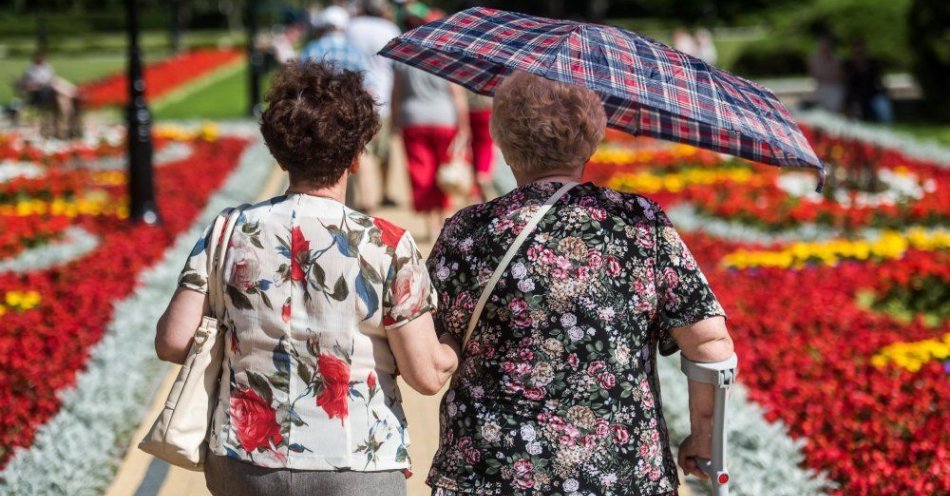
[402,125,457,212]
[469,110,494,177]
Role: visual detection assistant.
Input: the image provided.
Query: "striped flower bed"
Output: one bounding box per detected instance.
[0,131,251,474]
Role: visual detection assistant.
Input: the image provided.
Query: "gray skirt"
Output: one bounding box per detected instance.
[205,455,407,496]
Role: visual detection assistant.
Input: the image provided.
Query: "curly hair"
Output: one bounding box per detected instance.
[260,61,380,187]
[490,71,606,174]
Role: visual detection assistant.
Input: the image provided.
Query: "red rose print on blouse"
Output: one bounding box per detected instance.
[373,217,405,249]
[290,226,309,282]
[316,353,350,425]
[281,297,291,323]
[230,387,283,453]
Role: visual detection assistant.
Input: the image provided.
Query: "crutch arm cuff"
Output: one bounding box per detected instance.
[680,353,738,387]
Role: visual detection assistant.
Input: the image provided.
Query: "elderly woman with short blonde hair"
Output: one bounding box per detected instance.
[426,71,734,495]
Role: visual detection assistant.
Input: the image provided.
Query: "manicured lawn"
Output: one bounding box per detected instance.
[154,64,272,121]
[890,122,950,147]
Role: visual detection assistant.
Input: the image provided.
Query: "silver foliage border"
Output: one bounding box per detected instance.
[0,227,100,274]
[0,132,272,495]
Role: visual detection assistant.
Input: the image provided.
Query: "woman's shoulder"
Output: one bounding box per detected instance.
[580,184,670,226]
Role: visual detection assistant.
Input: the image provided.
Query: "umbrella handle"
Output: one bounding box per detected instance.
[681,353,737,496]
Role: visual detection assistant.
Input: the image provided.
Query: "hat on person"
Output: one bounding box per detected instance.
[317,5,350,30]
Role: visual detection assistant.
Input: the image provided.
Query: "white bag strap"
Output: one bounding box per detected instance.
[208,206,246,319]
[461,182,577,347]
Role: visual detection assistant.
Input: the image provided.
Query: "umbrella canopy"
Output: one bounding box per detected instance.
[379,7,824,189]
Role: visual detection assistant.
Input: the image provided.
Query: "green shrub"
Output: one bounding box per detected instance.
[732,0,912,78]
[732,36,809,77]
[908,0,950,122]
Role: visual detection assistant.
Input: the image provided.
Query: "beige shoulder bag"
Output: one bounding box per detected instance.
[461,182,578,348]
[138,206,244,470]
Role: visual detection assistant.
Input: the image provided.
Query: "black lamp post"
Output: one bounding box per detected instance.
[126,0,159,225]
[170,0,183,54]
[247,0,263,117]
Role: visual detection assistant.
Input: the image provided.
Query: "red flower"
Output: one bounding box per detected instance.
[229,387,283,453]
[367,371,377,390]
[316,354,350,425]
[290,226,309,282]
[281,298,291,323]
[373,217,405,249]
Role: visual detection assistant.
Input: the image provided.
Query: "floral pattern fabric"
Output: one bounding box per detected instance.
[178,193,435,471]
[426,182,725,495]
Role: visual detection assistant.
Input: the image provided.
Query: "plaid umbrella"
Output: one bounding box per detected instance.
[379,7,825,189]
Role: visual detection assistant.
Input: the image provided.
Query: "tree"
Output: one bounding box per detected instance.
[908,0,950,122]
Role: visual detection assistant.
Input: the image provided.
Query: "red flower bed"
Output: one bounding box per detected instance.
[585,134,950,494]
[79,49,242,108]
[0,133,123,167]
[0,137,250,467]
[0,216,72,259]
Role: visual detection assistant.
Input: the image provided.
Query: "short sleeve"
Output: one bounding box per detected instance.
[383,231,437,331]
[652,206,726,356]
[177,220,215,294]
[425,210,475,342]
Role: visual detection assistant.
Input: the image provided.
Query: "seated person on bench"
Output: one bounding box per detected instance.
[17,52,78,128]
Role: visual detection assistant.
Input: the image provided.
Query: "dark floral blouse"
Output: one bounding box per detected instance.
[426,182,726,496]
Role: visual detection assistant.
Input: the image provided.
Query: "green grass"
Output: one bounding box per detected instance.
[0,52,171,104]
[153,64,271,121]
[889,123,950,148]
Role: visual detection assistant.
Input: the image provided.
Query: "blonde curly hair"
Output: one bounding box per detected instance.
[490,71,607,174]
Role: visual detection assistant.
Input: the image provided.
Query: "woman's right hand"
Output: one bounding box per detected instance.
[678,431,713,480]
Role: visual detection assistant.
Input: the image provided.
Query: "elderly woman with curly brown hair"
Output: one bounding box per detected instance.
[154,61,460,496]
[425,71,735,495]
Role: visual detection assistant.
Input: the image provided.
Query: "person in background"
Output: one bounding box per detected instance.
[672,27,699,59]
[270,26,298,65]
[695,28,717,65]
[156,62,459,496]
[467,90,496,200]
[390,51,469,240]
[17,52,77,136]
[808,33,844,113]
[347,0,403,208]
[302,6,367,75]
[844,39,893,123]
[303,5,379,212]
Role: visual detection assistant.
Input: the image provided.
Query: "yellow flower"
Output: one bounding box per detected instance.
[722,229,947,269]
[871,332,950,373]
[5,291,21,307]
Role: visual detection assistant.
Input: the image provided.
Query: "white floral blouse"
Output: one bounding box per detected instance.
[178,193,435,471]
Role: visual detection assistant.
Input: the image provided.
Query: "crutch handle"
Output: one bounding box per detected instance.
[681,353,738,496]
[695,458,730,496]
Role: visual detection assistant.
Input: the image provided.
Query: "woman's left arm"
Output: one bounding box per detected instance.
[155,288,209,364]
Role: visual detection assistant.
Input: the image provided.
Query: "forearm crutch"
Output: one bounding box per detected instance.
[680,353,738,496]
